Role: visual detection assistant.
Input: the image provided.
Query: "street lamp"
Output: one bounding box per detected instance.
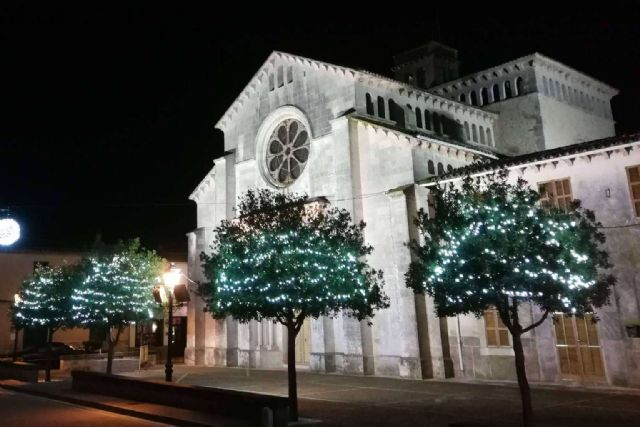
[162,264,181,382]
[12,293,21,362]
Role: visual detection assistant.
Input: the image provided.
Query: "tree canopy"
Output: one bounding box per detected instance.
[13,263,78,332]
[406,171,614,321]
[200,189,388,326]
[72,238,164,328]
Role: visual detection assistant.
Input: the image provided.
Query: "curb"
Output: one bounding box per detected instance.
[0,382,214,427]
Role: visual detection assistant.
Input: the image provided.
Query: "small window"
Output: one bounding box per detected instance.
[484,309,510,347]
[492,84,500,102]
[365,94,374,115]
[627,165,640,217]
[424,111,432,130]
[479,126,485,144]
[472,124,478,142]
[486,128,493,146]
[415,108,423,128]
[542,77,548,95]
[504,81,512,99]
[447,165,453,172]
[427,160,435,175]
[377,96,386,119]
[459,93,466,103]
[481,87,489,105]
[470,91,478,106]
[287,67,293,83]
[464,122,470,141]
[437,163,444,175]
[538,178,573,212]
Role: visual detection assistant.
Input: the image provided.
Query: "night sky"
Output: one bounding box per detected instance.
[1,4,638,259]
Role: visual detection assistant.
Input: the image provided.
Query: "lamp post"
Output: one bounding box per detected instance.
[163,264,181,382]
[12,293,21,362]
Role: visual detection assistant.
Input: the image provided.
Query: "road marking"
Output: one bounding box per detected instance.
[175,373,189,383]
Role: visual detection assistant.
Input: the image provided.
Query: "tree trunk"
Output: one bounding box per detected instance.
[12,328,19,362]
[287,322,299,422]
[106,325,123,375]
[45,327,53,382]
[512,331,532,427]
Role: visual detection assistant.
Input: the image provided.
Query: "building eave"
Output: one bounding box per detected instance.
[418,133,640,186]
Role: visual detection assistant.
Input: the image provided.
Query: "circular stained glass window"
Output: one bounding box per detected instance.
[265,119,310,186]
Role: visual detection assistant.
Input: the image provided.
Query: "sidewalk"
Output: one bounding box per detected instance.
[126,366,640,427]
[0,379,248,427]
[2,366,640,426]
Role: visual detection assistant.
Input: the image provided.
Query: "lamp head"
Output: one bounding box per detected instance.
[163,263,181,289]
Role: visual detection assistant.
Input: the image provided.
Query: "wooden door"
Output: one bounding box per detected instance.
[554,313,605,381]
[295,320,311,365]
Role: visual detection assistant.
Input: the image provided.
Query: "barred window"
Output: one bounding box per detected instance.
[538,178,572,212]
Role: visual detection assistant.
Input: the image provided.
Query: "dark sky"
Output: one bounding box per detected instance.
[1,4,638,259]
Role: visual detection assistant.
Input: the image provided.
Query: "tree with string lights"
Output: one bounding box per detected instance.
[406,170,614,427]
[72,239,164,374]
[13,263,79,381]
[200,189,388,421]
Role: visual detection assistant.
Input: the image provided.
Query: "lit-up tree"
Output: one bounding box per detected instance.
[406,171,614,427]
[13,263,78,381]
[200,189,388,421]
[73,239,164,374]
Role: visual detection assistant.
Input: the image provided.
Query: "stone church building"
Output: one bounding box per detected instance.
[186,42,640,388]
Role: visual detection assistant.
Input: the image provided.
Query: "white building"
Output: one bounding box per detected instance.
[186,42,640,387]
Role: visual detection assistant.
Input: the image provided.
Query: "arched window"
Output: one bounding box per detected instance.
[542,76,548,95]
[479,126,486,144]
[432,113,441,134]
[492,84,500,102]
[424,110,432,130]
[472,124,478,142]
[287,67,293,83]
[470,91,478,106]
[579,91,585,107]
[459,93,466,103]
[447,165,453,172]
[555,81,561,100]
[464,122,470,140]
[415,108,423,128]
[515,77,524,96]
[437,162,444,175]
[549,80,555,97]
[389,99,405,127]
[377,96,386,119]
[481,87,489,105]
[561,84,567,101]
[365,93,374,115]
[504,81,512,99]
[428,160,435,175]
[486,128,493,146]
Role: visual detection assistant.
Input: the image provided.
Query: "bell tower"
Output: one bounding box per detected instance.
[392,41,460,89]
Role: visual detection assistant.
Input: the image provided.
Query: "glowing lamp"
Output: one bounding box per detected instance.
[163,264,181,289]
[0,218,20,246]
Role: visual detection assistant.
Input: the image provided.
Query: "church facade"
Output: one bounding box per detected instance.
[186,42,640,388]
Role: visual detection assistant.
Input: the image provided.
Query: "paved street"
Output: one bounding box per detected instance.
[0,387,169,427]
[127,366,640,427]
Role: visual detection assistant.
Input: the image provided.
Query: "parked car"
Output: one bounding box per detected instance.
[21,342,85,369]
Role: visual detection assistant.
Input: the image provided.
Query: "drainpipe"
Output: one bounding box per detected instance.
[456,315,465,374]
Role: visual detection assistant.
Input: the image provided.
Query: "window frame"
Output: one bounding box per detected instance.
[538,177,573,212]
[483,308,511,348]
[626,164,640,218]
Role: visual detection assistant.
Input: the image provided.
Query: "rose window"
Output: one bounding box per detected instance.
[265,119,310,186]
